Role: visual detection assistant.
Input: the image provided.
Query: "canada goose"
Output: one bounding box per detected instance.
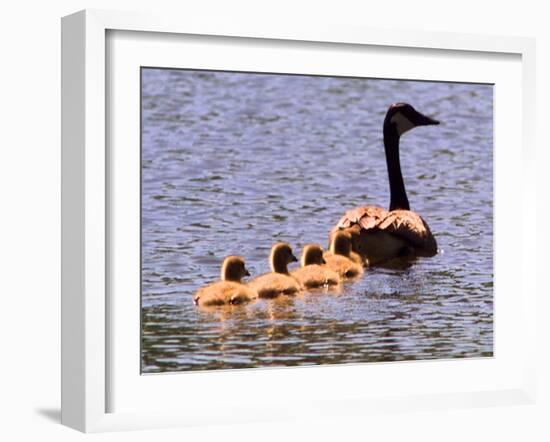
[193,256,257,307]
[248,242,301,298]
[323,231,364,279]
[331,103,439,265]
[291,244,340,289]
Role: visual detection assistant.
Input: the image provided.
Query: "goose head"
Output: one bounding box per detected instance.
[270,242,298,274]
[330,231,353,257]
[220,255,250,282]
[300,244,326,267]
[384,103,439,137]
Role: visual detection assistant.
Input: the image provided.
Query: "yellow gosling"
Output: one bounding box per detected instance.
[193,256,257,307]
[291,244,340,289]
[248,242,301,298]
[323,231,364,279]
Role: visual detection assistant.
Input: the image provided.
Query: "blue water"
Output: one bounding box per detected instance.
[141,68,493,373]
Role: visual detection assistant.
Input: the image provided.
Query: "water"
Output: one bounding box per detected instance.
[141,68,493,373]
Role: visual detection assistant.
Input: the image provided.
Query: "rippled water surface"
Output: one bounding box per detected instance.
[141,68,493,373]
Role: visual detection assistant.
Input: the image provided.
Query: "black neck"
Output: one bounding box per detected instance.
[383,123,410,211]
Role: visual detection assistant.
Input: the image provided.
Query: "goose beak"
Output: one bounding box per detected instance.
[416,112,440,126]
[321,258,327,264]
[290,254,298,263]
[244,268,251,277]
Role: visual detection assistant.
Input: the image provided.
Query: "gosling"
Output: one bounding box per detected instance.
[323,231,364,279]
[248,242,301,298]
[291,244,340,289]
[193,256,257,307]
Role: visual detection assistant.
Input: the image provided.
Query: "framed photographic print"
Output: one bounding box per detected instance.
[61,9,537,432]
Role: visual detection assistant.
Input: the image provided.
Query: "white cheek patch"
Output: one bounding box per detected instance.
[391,112,415,136]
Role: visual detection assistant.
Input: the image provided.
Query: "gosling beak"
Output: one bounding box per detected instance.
[290,254,298,263]
[244,268,251,277]
[322,258,327,265]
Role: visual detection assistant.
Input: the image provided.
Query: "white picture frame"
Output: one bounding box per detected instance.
[61,9,537,433]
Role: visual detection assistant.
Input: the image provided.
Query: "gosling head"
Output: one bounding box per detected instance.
[269,242,298,274]
[220,255,250,282]
[301,244,326,267]
[330,231,353,257]
[384,103,440,137]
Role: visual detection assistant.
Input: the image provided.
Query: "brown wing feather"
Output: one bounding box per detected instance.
[332,206,437,257]
[334,207,388,231]
[376,209,437,254]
